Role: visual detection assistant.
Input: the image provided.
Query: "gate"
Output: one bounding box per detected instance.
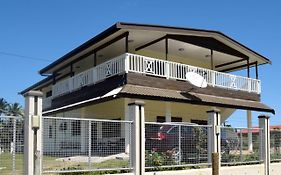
[0,116,24,175]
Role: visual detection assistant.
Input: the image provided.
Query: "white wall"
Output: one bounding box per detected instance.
[115,163,281,175]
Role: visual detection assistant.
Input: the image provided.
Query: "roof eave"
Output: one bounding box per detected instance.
[117,22,272,65]
[19,76,53,95]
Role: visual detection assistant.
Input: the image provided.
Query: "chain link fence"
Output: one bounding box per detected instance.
[42,116,133,174]
[145,122,210,168]
[270,128,281,162]
[40,116,279,173]
[221,126,262,165]
[0,116,24,175]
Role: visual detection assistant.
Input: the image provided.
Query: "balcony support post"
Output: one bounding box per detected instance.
[52,72,57,85]
[247,58,250,78]
[165,37,168,60]
[94,52,97,67]
[70,63,74,77]
[211,49,214,70]
[255,61,259,79]
[125,33,129,52]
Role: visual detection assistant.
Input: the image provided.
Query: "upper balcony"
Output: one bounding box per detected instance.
[42,53,261,109]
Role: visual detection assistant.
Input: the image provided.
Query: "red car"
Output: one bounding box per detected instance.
[146,123,238,162]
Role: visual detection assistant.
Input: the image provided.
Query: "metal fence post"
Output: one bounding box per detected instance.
[128,100,145,175]
[212,152,219,175]
[88,121,92,169]
[12,118,16,175]
[23,91,43,175]
[259,115,270,175]
[178,125,181,164]
[207,108,221,172]
[129,122,133,169]
[240,129,243,162]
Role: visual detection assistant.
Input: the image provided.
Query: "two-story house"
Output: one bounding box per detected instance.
[21,22,274,154]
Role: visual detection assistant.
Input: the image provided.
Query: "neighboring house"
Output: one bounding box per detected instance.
[21,22,274,154]
[240,125,281,150]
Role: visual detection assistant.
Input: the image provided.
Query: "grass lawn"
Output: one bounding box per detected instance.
[3,152,280,175]
[0,152,24,175]
[43,156,129,174]
[0,153,129,175]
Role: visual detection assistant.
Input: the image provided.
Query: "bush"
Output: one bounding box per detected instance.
[145,150,176,167]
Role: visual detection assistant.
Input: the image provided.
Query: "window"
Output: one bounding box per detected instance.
[171,117,182,122]
[156,116,165,123]
[191,119,207,125]
[71,121,81,136]
[46,90,52,97]
[157,116,182,122]
[48,125,53,138]
[59,122,67,131]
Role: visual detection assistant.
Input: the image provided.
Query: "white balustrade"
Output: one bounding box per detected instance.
[95,54,126,83]
[73,69,93,90]
[52,54,127,98]
[51,53,261,100]
[126,53,261,94]
[52,78,72,97]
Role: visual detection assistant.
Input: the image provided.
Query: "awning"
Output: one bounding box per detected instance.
[43,84,274,115]
[43,87,123,115]
[119,84,275,114]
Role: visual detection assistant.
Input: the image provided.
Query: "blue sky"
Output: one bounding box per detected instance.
[0,0,280,126]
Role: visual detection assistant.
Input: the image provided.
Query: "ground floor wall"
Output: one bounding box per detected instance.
[49,98,235,122]
[114,163,281,175]
[43,98,235,153]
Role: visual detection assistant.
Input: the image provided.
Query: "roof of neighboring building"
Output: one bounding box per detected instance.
[240,125,281,134]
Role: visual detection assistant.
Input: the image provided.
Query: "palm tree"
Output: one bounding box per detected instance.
[0,98,8,115]
[7,103,24,117]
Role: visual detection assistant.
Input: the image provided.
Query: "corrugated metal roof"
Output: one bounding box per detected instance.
[43,84,275,115]
[120,84,274,114]
[120,85,188,100]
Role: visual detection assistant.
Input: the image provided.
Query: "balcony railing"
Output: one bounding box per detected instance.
[51,53,261,99]
[127,53,261,93]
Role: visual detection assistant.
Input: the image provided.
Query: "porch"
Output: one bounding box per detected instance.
[43,53,261,110]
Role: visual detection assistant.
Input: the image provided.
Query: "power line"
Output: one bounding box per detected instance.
[0,51,53,62]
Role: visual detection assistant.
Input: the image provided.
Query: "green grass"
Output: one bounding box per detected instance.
[43,156,129,175]
[2,152,281,175]
[0,153,129,175]
[0,153,24,175]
